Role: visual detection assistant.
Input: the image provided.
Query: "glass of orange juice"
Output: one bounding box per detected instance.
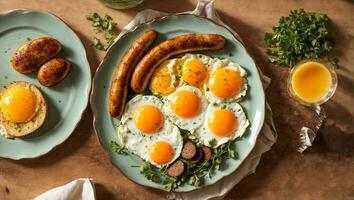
[287,59,337,106]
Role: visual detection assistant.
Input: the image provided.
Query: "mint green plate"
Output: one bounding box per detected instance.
[91,14,265,192]
[0,9,91,159]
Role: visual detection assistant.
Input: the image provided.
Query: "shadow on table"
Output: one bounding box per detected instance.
[95,183,119,200]
[7,107,93,167]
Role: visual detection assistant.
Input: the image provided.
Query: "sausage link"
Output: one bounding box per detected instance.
[130,34,226,93]
[11,37,62,74]
[109,30,157,118]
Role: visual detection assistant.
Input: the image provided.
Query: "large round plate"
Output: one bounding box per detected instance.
[91,14,265,192]
[0,9,91,159]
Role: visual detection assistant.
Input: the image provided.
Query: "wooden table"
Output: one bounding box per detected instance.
[1,0,353,199]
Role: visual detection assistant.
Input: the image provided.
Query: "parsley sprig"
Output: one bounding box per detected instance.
[86,12,118,51]
[110,141,128,155]
[264,9,337,67]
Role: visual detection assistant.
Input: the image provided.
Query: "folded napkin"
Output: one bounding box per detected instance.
[121,0,277,199]
[34,179,95,200]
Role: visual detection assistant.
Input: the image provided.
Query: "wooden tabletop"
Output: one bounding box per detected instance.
[1,0,353,199]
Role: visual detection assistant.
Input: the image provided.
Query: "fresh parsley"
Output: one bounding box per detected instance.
[86,12,118,51]
[110,141,127,155]
[264,9,337,67]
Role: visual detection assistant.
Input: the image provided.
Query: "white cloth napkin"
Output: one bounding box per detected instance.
[34,179,95,200]
[120,1,277,199]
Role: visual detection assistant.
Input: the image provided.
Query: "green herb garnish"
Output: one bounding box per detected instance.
[110,141,127,155]
[264,9,336,67]
[137,140,237,191]
[86,12,118,51]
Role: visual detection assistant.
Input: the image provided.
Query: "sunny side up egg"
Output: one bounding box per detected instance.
[164,85,208,132]
[149,54,213,96]
[118,95,183,168]
[194,102,249,147]
[205,58,248,103]
[0,81,47,138]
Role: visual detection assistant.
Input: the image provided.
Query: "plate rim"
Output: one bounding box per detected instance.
[0,9,92,160]
[90,13,265,192]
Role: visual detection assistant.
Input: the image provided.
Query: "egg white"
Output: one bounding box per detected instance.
[164,85,208,132]
[193,102,250,148]
[118,95,183,168]
[204,58,248,103]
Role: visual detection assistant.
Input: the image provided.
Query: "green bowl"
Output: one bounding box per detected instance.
[98,0,145,9]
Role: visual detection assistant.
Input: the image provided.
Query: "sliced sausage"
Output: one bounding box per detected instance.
[11,37,62,74]
[190,148,204,164]
[131,33,226,93]
[181,141,197,159]
[37,57,70,87]
[109,30,157,118]
[201,146,212,161]
[167,160,185,177]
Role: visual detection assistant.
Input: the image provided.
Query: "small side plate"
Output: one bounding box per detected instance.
[0,9,91,159]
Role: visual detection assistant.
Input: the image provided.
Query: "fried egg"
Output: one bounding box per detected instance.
[118,95,183,168]
[205,58,247,103]
[149,54,213,96]
[0,81,47,138]
[149,58,183,96]
[193,102,249,148]
[164,85,208,132]
[180,54,212,88]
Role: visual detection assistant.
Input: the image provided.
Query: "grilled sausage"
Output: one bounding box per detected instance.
[181,141,197,159]
[11,37,62,74]
[167,160,185,177]
[37,57,71,87]
[109,30,157,118]
[130,33,226,93]
[201,146,212,161]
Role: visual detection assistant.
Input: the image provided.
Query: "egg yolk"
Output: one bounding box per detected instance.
[208,109,237,137]
[182,59,208,87]
[149,140,174,165]
[150,61,175,95]
[0,87,37,123]
[133,105,164,134]
[209,68,243,99]
[171,90,201,118]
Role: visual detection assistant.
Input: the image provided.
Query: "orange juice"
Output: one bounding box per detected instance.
[288,60,336,105]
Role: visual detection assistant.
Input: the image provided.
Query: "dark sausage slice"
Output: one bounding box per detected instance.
[181,141,197,159]
[201,146,212,161]
[167,160,185,177]
[190,148,203,164]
